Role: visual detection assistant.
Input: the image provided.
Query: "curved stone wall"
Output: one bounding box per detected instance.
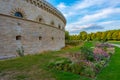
[0,0,66,58]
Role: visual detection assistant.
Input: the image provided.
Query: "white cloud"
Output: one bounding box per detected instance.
[57,3,67,10]
[78,8,120,24]
[65,7,120,34]
[56,0,108,17]
[54,0,120,34]
[99,20,120,25]
[73,0,107,10]
[66,24,104,34]
[67,20,120,34]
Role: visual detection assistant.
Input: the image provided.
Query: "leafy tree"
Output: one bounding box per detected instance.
[118,32,120,40]
[65,31,70,40]
[87,34,91,41]
[79,31,87,41]
[68,29,120,41]
[112,31,118,40]
[91,33,96,41]
[106,31,112,40]
[95,32,102,41]
[101,32,107,42]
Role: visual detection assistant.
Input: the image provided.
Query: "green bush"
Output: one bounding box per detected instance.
[16,46,24,57]
[48,58,72,70]
[82,66,95,78]
[80,47,94,61]
[63,63,71,71]
[65,40,83,46]
[70,62,84,74]
[94,62,103,73]
[48,58,85,75]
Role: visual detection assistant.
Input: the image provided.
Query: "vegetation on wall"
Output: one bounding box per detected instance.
[16,46,24,57]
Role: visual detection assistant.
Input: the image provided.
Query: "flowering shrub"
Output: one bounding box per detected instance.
[94,60,106,73]
[82,65,95,78]
[93,48,109,61]
[107,48,115,55]
[80,47,94,61]
[95,43,114,48]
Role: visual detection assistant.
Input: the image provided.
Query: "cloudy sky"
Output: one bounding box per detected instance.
[46,0,120,34]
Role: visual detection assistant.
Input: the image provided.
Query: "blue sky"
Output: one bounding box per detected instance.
[46,0,120,34]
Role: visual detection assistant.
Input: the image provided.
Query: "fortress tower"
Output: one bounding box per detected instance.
[0,0,66,59]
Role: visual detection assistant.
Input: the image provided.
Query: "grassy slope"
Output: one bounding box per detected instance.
[96,47,120,80]
[0,46,90,80]
[0,42,120,80]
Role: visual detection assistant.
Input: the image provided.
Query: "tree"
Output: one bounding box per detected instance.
[87,34,91,41]
[95,32,102,41]
[118,32,120,40]
[101,32,107,42]
[91,33,96,41]
[68,29,120,41]
[112,31,118,41]
[65,31,70,40]
[106,31,112,41]
[79,31,87,41]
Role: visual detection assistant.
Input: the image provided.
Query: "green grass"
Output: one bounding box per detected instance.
[0,46,91,80]
[96,47,120,80]
[108,41,120,44]
[83,41,94,47]
[0,42,120,80]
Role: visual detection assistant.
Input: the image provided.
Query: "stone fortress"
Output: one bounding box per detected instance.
[0,0,66,59]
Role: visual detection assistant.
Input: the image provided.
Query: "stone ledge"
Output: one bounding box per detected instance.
[0,13,65,32]
[0,55,16,60]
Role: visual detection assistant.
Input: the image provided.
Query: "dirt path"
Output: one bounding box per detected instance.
[111,44,120,48]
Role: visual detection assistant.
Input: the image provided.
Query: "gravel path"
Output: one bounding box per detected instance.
[111,44,120,48]
[0,55,16,60]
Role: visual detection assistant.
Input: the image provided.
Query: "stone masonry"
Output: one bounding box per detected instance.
[0,0,66,59]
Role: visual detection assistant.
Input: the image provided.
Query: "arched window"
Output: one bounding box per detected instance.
[38,18,42,22]
[58,25,61,29]
[14,12,23,18]
[36,15,45,23]
[16,35,21,40]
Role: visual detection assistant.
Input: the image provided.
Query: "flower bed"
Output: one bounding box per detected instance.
[95,43,115,54]
[48,43,115,78]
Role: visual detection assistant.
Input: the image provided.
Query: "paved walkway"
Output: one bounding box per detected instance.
[0,55,16,60]
[111,44,120,48]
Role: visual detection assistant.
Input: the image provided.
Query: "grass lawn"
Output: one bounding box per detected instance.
[96,47,120,80]
[108,41,120,45]
[0,42,120,80]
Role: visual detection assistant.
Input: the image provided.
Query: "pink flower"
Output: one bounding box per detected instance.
[93,48,109,61]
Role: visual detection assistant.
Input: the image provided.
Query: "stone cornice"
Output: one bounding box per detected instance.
[25,0,66,25]
[0,14,65,32]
